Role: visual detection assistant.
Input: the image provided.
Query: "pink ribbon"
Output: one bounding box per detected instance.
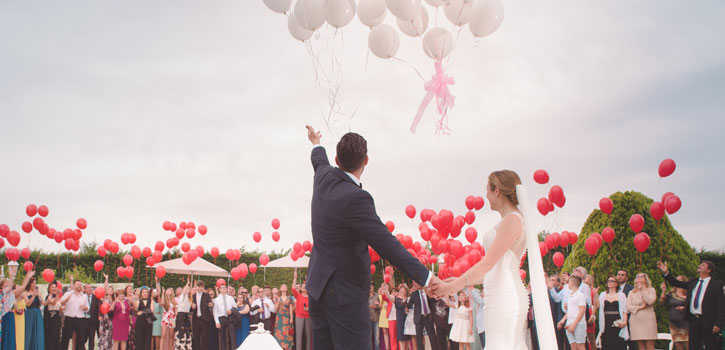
[410,61,455,134]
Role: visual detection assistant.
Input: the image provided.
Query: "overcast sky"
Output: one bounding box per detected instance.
[1,1,723,256]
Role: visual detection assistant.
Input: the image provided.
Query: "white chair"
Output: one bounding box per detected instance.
[657,332,673,350]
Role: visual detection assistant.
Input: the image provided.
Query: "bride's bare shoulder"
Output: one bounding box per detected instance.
[498,213,524,235]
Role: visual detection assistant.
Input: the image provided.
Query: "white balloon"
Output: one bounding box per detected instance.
[358,0,387,28]
[263,0,293,14]
[368,24,400,59]
[288,11,314,41]
[385,0,417,22]
[469,0,504,38]
[396,5,428,37]
[324,0,356,28]
[424,0,449,7]
[295,0,326,31]
[443,0,472,26]
[422,27,453,60]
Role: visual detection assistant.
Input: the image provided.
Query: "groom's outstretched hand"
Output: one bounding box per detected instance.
[426,275,442,298]
[430,276,460,298]
[306,125,321,145]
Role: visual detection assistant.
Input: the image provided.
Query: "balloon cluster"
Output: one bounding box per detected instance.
[532,169,578,268]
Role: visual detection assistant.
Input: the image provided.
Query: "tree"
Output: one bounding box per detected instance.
[561,190,699,332]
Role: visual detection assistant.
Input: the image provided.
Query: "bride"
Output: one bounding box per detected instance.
[431,170,557,349]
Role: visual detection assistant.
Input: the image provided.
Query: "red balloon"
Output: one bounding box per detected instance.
[385,221,395,233]
[131,245,142,259]
[100,302,111,315]
[182,252,193,265]
[450,240,464,258]
[552,252,565,268]
[590,232,603,248]
[152,251,163,264]
[97,246,107,258]
[370,264,376,275]
[21,247,31,260]
[658,159,676,178]
[569,232,578,245]
[272,231,280,242]
[73,229,82,241]
[303,240,312,252]
[584,237,599,256]
[123,254,133,266]
[155,241,164,252]
[169,222,177,232]
[146,257,156,267]
[537,198,551,216]
[42,269,55,283]
[420,209,435,222]
[116,266,125,278]
[195,246,204,258]
[420,226,432,241]
[186,228,195,239]
[156,266,166,279]
[473,197,485,210]
[253,232,262,243]
[124,266,134,279]
[37,205,49,217]
[271,218,281,230]
[128,233,136,244]
[602,227,615,244]
[23,261,34,272]
[548,186,564,205]
[181,243,191,253]
[539,241,547,256]
[233,249,241,261]
[103,239,112,250]
[210,247,220,258]
[109,242,119,254]
[0,224,9,238]
[26,204,38,217]
[21,222,32,233]
[533,170,549,184]
[401,235,413,249]
[186,222,195,229]
[293,242,303,254]
[405,205,416,219]
[260,254,269,266]
[142,247,152,258]
[249,263,257,274]
[599,197,613,215]
[559,232,570,248]
[464,227,477,243]
[175,229,185,240]
[519,269,527,281]
[383,274,391,284]
[465,196,476,210]
[665,195,681,215]
[629,214,645,233]
[650,202,665,221]
[634,232,651,253]
[94,260,104,272]
[162,221,172,231]
[225,249,233,260]
[198,225,208,235]
[216,278,226,288]
[662,192,675,206]
[76,218,87,230]
[94,287,105,300]
[7,231,20,246]
[179,221,187,230]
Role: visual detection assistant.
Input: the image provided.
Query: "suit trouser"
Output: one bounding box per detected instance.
[310,286,370,350]
[433,317,450,350]
[218,321,236,350]
[192,316,210,350]
[86,320,98,350]
[296,316,312,350]
[415,314,438,350]
[689,316,720,350]
[60,317,88,350]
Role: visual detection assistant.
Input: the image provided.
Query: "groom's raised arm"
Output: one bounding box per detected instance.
[347,190,431,287]
[307,125,329,173]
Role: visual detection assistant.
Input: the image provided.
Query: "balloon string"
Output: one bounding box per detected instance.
[392,57,425,82]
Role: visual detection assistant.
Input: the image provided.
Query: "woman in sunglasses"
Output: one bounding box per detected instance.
[598,275,629,349]
[234,289,251,346]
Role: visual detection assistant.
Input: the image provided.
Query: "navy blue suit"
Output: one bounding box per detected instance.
[307,146,430,350]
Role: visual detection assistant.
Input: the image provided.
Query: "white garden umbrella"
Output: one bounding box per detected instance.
[148,257,230,278]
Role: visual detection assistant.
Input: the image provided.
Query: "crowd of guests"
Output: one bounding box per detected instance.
[0,259,721,350]
[0,268,314,350]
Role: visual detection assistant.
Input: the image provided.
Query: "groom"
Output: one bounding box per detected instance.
[305,126,440,350]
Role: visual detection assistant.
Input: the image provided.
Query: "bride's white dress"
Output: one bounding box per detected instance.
[480,212,529,350]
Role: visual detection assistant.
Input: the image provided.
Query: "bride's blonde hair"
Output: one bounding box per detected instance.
[488,170,522,206]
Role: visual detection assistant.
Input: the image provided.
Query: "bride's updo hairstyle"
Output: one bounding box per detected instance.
[488,170,522,206]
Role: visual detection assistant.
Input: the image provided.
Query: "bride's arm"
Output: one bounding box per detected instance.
[432,215,523,296]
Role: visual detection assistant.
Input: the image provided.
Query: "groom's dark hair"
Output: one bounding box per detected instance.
[336,132,367,172]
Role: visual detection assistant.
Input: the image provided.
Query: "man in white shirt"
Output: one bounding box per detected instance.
[250,287,275,331]
[467,287,486,348]
[213,284,237,350]
[60,278,90,350]
[557,275,586,350]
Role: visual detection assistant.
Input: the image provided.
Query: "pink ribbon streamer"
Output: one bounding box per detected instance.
[410,61,455,134]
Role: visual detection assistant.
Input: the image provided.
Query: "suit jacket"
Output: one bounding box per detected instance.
[89,295,101,327]
[191,292,213,322]
[549,287,564,324]
[406,290,437,324]
[306,146,430,306]
[664,273,725,329]
[619,283,634,297]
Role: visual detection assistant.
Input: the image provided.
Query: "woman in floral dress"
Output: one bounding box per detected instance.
[98,274,114,350]
[273,284,294,349]
[160,287,177,350]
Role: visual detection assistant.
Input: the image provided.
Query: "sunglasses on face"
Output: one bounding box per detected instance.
[607,280,616,283]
